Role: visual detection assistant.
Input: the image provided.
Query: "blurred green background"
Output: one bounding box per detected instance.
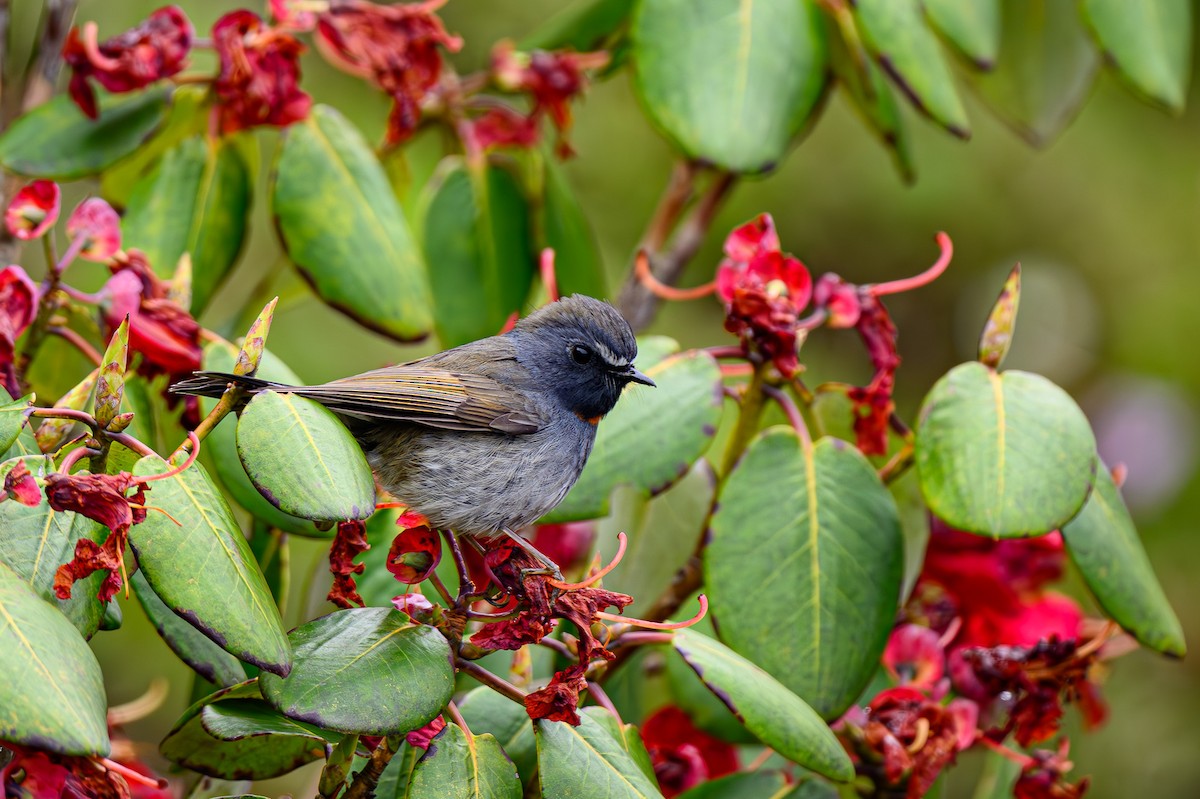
[19,0,1198,795]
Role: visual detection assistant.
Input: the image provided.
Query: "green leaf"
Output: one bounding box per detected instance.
[0,456,106,637]
[457,685,537,783]
[1062,463,1186,657]
[677,771,787,799]
[631,0,829,173]
[706,431,903,720]
[0,88,171,179]
[201,700,334,748]
[581,708,656,784]
[131,570,247,688]
[914,362,1097,536]
[536,710,664,799]
[121,135,251,314]
[541,158,607,299]
[130,455,292,676]
[0,561,109,756]
[259,607,454,734]
[853,0,970,137]
[672,628,853,782]
[891,469,930,603]
[201,344,328,538]
[543,347,723,522]
[1080,0,1190,112]
[923,0,1000,68]
[161,680,329,780]
[273,105,432,341]
[236,390,376,522]
[520,0,636,51]
[407,723,521,799]
[962,0,1099,146]
[421,159,534,347]
[0,393,32,453]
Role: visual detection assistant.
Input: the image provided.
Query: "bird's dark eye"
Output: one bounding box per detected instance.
[569,344,593,365]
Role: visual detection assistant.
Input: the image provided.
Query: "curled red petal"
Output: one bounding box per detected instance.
[524,664,588,725]
[212,10,311,134]
[328,519,370,609]
[386,524,441,583]
[5,180,61,240]
[66,198,121,262]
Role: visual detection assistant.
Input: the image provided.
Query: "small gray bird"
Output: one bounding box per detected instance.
[172,295,653,564]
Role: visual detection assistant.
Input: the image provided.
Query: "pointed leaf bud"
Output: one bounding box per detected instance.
[979,263,1021,370]
[95,316,129,429]
[106,412,135,433]
[234,296,278,377]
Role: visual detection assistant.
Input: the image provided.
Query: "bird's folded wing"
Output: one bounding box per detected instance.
[289,367,545,435]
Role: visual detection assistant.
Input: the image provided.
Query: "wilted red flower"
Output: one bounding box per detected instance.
[845,293,899,455]
[50,471,147,603]
[5,180,61,241]
[642,705,739,797]
[813,273,862,328]
[328,519,370,609]
[467,105,541,152]
[470,607,555,651]
[1014,740,1090,799]
[102,267,202,376]
[715,214,812,377]
[404,715,446,748]
[524,664,589,725]
[314,0,462,145]
[3,461,41,507]
[554,585,632,663]
[492,42,608,157]
[0,266,38,386]
[883,624,946,692]
[0,743,139,799]
[62,6,193,119]
[66,198,122,262]
[386,523,441,583]
[212,10,311,134]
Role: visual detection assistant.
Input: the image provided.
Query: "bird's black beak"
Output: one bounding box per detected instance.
[626,366,656,387]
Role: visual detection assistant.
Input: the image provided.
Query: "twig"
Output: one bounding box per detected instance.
[445,700,472,737]
[456,658,527,705]
[342,734,403,799]
[444,530,474,599]
[48,326,102,366]
[762,384,811,449]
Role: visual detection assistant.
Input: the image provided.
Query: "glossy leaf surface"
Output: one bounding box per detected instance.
[536,710,664,799]
[406,723,521,799]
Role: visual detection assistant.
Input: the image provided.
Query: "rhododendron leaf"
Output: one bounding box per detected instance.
[915,362,1097,537]
[121,135,251,314]
[923,0,1000,68]
[0,393,32,454]
[853,0,969,137]
[541,346,722,522]
[676,771,788,799]
[961,0,1099,147]
[405,723,520,799]
[273,105,432,341]
[201,343,328,538]
[520,0,634,52]
[130,454,292,676]
[0,560,109,756]
[259,607,454,735]
[458,686,537,784]
[631,0,828,173]
[672,628,854,782]
[0,456,106,637]
[421,158,534,347]
[542,158,607,299]
[582,708,656,784]
[236,390,376,522]
[891,470,930,603]
[536,710,664,799]
[1062,463,1186,657]
[131,570,247,688]
[161,680,330,780]
[0,88,171,179]
[665,612,757,745]
[1080,0,1190,113]
[707,431,902,719]
[200,700,334,748]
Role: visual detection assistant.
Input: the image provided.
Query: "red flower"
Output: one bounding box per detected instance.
[530,521,595,575]
[62,6,192,119]
[391,592,435,620]
[470,608,555,651]
[641,706,739,797]
[328,519,370,609]
[1014,740,1090,799]
[553,585,632,663]
[813,273,862,329]
[3,461,42,507]
[883,624,946,692]
[66,198,121,262]
[524,664,589,725]
[405,715,446,748]
[314,0,461,145]
[212,10,311,134]
[5,181,60,241]
[0,743,137,799]
[102,265,202,376]
[845,293,899,455]
[0,266,38,385]
[715,214,812,377]
[467,105,541,152]
[386,522,441,584]
[492,42,608,157]
[50,472,148,603]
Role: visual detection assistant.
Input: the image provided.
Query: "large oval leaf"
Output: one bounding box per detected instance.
[631,0,828,173]
[673,630,853,781]
[536,710,664,799]
[259,607,454,734]
[131,570,247,688]
[457,686,537,784]
[0,561,109,756]
[407,723,521,799]
[130,455,292,676]
[0,393,31,453]
[853,0,970,137]
[273,104,432,341]
[236,390,376,522]
[542,347,722,522]
[0,456,107,637]
[962,0,1099,147]
[1062,463,1186,657]
[915,362,1097,537]
[1080,0,1190,113]
[421,159,534,347]
[161,680,331,780]
[541,159,607,299]
[923,0,1000,68]
[121,135,251,314]
[706,430,903,720]
[0,88,171,179]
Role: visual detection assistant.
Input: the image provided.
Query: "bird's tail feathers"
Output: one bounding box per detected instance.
[170,371,287,400]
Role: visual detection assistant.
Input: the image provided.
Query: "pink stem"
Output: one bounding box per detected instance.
[540,248,560,303]
[596,594,708,630]
[55,234,88,276]
[47,326,102,366]
[870,232,953,297]
[139,431,200,482]
[547,532,626,590]
[634,250,717,301]
[762,385,811,448]
[95,757,167,790]
[58,446,96,473]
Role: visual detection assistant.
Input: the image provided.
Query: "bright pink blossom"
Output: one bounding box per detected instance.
[5,181,60,241]
[66,198,121,262]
